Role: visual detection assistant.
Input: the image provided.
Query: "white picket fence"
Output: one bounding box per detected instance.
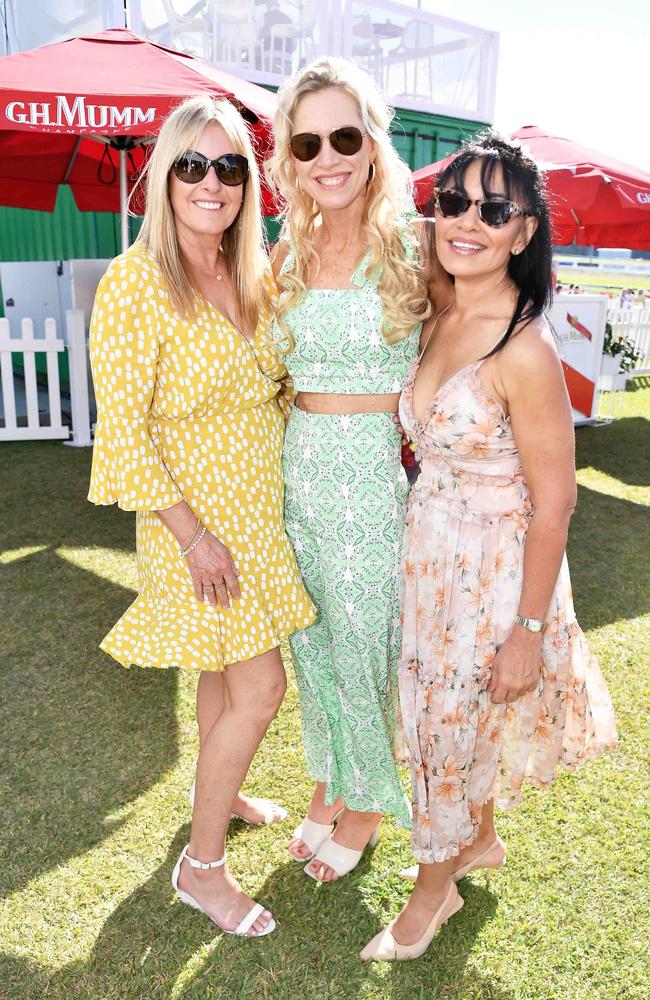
[0,310,91,445]
[607,306,650,375]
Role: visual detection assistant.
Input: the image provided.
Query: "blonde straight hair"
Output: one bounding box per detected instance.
[266,56,430,350]
[134,95,269,328]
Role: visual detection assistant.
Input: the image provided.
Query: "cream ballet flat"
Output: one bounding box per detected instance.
[359,882,463,961]
[289,809,344,861]
[171,845,276,937]
[304,823,380,881]
[400,838,507,883]
[188,781,287,826]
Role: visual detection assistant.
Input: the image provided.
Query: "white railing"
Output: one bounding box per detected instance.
[127,0,497,121]
[607,307,650,374]
[8,2,498,120]
[0,310,92,445]
[556,255,650,277]
[340,0,497,120]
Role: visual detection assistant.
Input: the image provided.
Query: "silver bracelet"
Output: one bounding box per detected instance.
[180,524,206,558]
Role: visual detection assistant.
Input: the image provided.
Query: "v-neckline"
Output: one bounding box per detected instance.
[204,297,258,345]
[412,308,509,424]
[410,360,480,426]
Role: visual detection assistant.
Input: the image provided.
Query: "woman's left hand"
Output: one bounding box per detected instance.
[488,628,543,704]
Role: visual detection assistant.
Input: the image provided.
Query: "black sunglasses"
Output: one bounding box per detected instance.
[434,188,530,229]
[289,126,366,162]
[172,151,249,186]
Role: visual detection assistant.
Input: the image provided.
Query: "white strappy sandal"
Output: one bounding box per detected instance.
[304,823,380,881]
[171,846,276,937]
[289,810,344,861]
[188,781,287,826]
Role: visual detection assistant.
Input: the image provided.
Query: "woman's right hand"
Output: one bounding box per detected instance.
[186,529,241,609]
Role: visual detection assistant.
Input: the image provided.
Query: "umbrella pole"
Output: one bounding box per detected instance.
[119,148,129,254]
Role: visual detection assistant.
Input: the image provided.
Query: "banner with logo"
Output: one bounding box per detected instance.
[549,293,608,424]
[1,94,158,135]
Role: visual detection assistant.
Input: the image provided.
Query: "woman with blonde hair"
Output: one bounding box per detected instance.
[267,56,450,882]
[88,95,315,937]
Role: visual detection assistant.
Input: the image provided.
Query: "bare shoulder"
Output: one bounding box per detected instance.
[499,314,562,381]
[270,241,291,279]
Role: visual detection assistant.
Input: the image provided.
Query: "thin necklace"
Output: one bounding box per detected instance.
[419,303,453,360]
[215,245,225,280]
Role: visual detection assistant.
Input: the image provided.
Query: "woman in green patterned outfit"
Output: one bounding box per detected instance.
[267,57,450,881]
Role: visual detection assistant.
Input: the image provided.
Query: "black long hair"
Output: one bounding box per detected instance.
[431,130,553,357]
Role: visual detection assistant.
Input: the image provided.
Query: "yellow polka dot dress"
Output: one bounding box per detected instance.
[88,245,316,671]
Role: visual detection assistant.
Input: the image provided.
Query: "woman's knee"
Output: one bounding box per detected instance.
[235,673,286,726]
[258,672,287,720]
[227,650,287,723]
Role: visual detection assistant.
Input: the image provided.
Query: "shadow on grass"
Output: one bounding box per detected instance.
[0,828,508,1000]
[567,482,650,630]
[1,443,178,894]
[575,415,649,487]
[3,441,134,554]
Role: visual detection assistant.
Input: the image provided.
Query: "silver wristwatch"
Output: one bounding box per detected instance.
[514,614,546,634]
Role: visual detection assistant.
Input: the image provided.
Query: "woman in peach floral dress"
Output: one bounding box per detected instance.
[361,133,617,962]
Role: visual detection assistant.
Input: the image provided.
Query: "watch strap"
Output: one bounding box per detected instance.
[514,614,546,633]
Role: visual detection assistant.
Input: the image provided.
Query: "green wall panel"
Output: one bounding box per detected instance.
[391,108,484,174]
[0,186,124,262]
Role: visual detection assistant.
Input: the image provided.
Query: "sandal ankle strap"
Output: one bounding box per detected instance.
[182,845,226,870]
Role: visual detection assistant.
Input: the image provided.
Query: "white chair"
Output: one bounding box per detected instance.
[210,0,258,68]
[156,0,211,60]
[391,19,435,97]
[351,14,383,88]
[258,0,320,75]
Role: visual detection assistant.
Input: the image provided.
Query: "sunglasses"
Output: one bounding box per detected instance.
[434,188,530,229]
[289,126,366,162]
[172,151,249,186]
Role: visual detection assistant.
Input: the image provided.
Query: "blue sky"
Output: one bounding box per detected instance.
[427,0,648,170]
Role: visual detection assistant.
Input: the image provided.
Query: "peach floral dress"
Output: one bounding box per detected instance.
[398,356,617,863]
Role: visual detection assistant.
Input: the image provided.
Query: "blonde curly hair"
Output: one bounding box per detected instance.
[265,56,430,350]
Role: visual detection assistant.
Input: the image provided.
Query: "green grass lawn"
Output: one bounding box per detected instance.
[1,383,649,1000]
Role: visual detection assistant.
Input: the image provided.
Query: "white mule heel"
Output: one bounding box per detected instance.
[171,846,276,937]
[289,809,344,861]
[304,823,380,881]
[188,781,287,826]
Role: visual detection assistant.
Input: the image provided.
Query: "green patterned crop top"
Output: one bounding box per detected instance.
[274,248,421,394]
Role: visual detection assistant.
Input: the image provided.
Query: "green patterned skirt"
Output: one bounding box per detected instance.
[283,409,411,828]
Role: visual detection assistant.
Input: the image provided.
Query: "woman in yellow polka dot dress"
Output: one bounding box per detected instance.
[88,96,315,938]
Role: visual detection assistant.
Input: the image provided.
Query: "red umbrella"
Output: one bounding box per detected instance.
[412,125,650,250]
[0,28,279,249]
